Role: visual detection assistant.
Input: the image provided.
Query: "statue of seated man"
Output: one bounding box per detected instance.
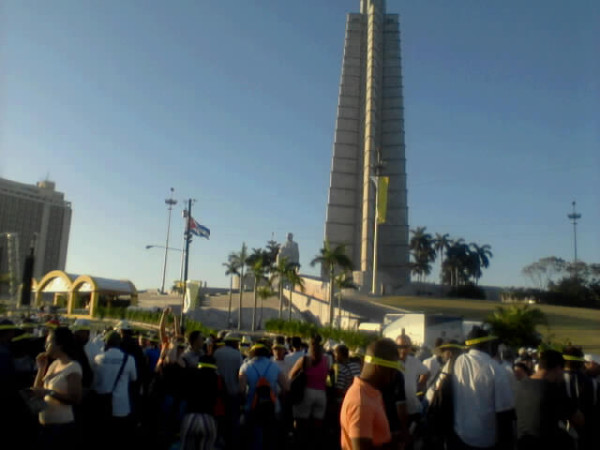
[277,232,300,267]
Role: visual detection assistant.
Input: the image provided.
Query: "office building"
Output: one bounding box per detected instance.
[0,178,72,285]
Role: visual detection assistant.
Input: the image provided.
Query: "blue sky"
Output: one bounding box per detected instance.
[1,0,598,290]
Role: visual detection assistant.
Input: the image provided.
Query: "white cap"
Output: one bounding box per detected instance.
[72,318,91,331]
[584,354,600,365]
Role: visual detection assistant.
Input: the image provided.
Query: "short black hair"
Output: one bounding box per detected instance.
[513,361,532,375]
[367,338,399,362]
[563,345,584,369]
[51,327,78,359]
[538,350,565,371]
[291,336,302,349]
[466,326,491,351]
[335,344,349,359]
[188,330,202,346]
[253,345,270,358]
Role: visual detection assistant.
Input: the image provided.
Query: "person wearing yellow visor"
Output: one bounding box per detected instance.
[340,338,401,450]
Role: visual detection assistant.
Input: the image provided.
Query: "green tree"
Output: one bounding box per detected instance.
[311,240,354,327]
[230,243,248,330]
[223,255,240,328]
[257,285,274,329]
[248,249,270,331]
[287,269,305,321]
[484,304,547,348]
[464,243,493,285]
[442,239,474,286]
[334,272,358,328]
[409,227,436,283]
[433,233,451,284]
[265,239,281,266]
[522,257,567,289]
[270,257,298,320]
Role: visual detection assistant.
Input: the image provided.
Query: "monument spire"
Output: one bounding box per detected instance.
[324,0,409,294]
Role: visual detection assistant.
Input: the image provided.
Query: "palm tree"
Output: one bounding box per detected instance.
[223,256,240,328]
[257,285,274,329]
[442,239,468,286]
[230,243,248,330]
[469,243,493,285]
[433,233,451,284]
[334,272,358,328]
[409,227,436,283]
[248,249,269,332]
[311,240,354,327]
[287,269,305,321]
[270,257,296,319]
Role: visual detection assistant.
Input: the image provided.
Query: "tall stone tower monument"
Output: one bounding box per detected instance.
[324,0,409,293]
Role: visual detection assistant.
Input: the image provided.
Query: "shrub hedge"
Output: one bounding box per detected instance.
[93,306,214,335]
[265,318,377,349]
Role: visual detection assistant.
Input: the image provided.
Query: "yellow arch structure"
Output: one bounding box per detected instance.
[33,270,138,318]
[34,270,75,308]
[70,275,98,317]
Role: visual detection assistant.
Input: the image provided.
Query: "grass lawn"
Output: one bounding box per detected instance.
[375,296,600,353]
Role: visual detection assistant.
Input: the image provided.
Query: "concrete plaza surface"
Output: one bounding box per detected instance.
[136,287,404,332]
[136,289,294,331]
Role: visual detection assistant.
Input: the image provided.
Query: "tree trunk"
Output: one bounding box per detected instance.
[288,287,293,321]
[329,266,335,327]
[278,276,283,319]
[238,267,244,330]
[252,280,258,332]
[337,292,343,329]
[227,276,233,328]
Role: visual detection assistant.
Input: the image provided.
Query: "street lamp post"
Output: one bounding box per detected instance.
[146,244,183,294]
[161,188,177,294]
[370,153,385,295]
[567,201,582,263]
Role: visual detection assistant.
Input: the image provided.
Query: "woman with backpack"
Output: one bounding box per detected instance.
[239,344,287,450]
[288,335,331,449]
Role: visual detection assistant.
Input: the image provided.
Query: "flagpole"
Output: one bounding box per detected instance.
[181,198,192,333]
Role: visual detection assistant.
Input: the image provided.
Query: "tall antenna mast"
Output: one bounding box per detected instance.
[567,200,581,262]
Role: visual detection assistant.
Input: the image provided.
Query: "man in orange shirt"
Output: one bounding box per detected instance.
[340,338,401,450]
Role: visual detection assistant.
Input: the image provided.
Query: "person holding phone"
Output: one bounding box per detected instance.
[31,327,82,450]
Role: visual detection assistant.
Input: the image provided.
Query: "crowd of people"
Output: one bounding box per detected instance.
[1,307,599,450]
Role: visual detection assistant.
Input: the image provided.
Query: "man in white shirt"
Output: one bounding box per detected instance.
[284,336,305,373]
[396,335,429,421]
[423,337,444,389]
[448,328,514,450]
[214,334,244,450]
[93,331,137,449]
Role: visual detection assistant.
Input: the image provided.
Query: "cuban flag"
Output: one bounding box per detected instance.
[186,213,210,240]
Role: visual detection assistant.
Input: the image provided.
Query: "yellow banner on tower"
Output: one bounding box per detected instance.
[377,176,389,224]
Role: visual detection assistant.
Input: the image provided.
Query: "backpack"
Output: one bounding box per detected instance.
[251,362,276,420]
[426,358,455,436]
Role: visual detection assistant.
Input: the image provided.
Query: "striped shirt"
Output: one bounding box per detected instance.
[335,361,362,393]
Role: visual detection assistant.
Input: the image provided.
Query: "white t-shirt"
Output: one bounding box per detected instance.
[93,347,137,417]
[403,354,429,415]
[451,349,514,448]
[85,333,105,364]
[40,360,82,425]
[214,346,243,396]
[423,355,442,389]
[271,358,289,378]
[284,350,305,374]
